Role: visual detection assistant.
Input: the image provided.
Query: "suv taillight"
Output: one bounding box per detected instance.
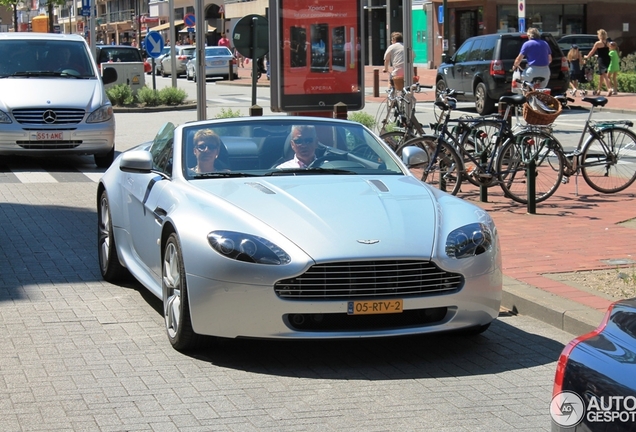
[490,60,505,76]
[561,56,569,72]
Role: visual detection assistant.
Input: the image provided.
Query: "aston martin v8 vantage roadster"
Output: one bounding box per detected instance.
[97,117,502,351]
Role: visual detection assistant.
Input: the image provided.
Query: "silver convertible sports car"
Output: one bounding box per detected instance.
[97,117,502,351]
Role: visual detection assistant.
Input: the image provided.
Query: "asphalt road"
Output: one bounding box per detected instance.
[1,77,633,430]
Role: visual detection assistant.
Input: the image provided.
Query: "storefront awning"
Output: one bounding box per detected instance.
[179,25,216,33]
[149,20,184,32]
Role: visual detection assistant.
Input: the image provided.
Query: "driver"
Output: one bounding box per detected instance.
[277,125,318,168]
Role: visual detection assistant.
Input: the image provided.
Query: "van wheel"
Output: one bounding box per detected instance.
[95,148,114,168]
[475,82,495,115]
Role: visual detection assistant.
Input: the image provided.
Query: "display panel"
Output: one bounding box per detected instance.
[271,0,364,112]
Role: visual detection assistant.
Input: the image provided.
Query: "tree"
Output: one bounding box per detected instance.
[0,0,21,32]
[0,0,67,32]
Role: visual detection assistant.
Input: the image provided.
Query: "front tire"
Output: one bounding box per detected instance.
[163,233,202,351]
[474,82,495,115]
[97,190,127,283]
[95,148,114,168]
[397,136,463,195]
[497,131,564,204]
[581,128,636,193]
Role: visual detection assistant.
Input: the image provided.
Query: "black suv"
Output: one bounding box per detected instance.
[436,32,569,114]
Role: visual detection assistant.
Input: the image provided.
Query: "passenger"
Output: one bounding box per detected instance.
[276,125,318,169]
[513,27,552,89]
[189,129,223,174]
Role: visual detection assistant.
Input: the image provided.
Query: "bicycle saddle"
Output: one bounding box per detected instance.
[581,97,608,107]
[499,94,526,106]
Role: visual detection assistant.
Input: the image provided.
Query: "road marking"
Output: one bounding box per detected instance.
[10,168,57,183]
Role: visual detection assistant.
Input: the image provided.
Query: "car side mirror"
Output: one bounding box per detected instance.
[119,150,153,173]
[441,53,452,64]
[401,146,430,168]
[102,66,118,85]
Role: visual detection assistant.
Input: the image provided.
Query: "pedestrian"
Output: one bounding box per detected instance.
[218,33,231,48]
[383,32,404,89]
[512,27,551,89]
[608,41,620,96]
[234,48,244,68]
[585,29,612,96]
[567,45,584,96]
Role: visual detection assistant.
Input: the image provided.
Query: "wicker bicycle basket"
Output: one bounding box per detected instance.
[522,91,562,125]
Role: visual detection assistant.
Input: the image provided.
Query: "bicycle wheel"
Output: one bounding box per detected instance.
[458,120,504,187]
[580,127,636,193]
[375,97,397,135]
[397,136,463,196]
[497,130,564,204]
[380,130,417,153]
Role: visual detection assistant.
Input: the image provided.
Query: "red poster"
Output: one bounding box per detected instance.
[274,0,363,111]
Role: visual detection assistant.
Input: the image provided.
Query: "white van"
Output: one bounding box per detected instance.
[0,33,118,167]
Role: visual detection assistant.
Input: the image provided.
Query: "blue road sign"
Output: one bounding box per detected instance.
[144,31,165,58]
[518,17,526,33]
[184,14,195,28]
[438,6,444,24]
[81,0,90,16]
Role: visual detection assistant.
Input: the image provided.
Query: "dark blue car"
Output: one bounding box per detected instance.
[551,298,636,431]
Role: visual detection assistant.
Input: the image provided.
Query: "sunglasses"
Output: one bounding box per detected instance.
[195,143,219,152]
[292,137,315,145]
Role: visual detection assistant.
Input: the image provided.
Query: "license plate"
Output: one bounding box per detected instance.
[209,60,224,66]
[347,299,403,315]
[30,131,68,141]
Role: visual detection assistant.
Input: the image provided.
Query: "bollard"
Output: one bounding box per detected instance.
[479,151,488,202]
[229,61,233,81]
[373,69,380,97]
[333,102,348,120]
[527,158,536,214]
[250,105,263,117]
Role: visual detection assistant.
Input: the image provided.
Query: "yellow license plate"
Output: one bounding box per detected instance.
[347,299,403,315]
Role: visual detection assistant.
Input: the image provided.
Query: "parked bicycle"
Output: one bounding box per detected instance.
[376,82,428,151]
[503,96,636,200]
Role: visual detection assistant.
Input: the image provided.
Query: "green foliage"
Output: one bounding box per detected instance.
[136,86,162,107]
[348,111,376,129]
[106,84,134,106]
[159,87,187,105]
[215,108,242,118]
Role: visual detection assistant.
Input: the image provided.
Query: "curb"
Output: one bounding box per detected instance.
[502,275,605,336]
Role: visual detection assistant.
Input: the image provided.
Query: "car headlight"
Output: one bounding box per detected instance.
[86,104,113,123]
[445,223,493,259]
[208,231,291,265]
[0,110,12,124]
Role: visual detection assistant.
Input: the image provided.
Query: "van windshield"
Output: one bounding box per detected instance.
[0,40,95,78]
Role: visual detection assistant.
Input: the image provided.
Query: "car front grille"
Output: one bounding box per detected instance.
[13,109,86,125]
[275,260,463,300]
[17,141,82,149]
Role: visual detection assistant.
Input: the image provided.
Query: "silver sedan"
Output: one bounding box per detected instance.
[97,117,502,351]
[186,46,238,81]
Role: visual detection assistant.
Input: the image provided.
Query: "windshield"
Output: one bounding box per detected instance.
[0,39,95,78]
[181,119,404,179]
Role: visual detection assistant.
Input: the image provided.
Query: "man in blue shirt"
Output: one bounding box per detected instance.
[513,27,552,89]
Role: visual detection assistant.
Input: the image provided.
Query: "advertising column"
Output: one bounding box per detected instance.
[269,0,364,112]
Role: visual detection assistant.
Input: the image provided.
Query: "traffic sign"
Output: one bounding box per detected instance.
[232,14,268,59]
[81,0,90,16]
[144,31,165,58]
[184,13,195,28]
